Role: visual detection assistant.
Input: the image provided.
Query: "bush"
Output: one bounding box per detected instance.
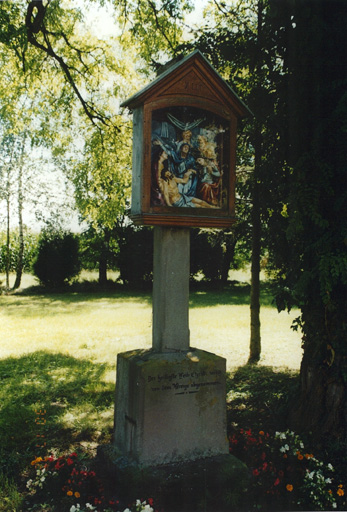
[33,230,81,287]
[117,225,153,285]
[191,229,239,282]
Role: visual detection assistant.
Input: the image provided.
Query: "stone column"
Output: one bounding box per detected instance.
[152,226,190,352]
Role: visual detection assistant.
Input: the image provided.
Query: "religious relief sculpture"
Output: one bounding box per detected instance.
[151,106,229,210]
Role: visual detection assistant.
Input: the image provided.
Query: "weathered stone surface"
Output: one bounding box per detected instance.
[114,348,229,465]
[97,444,249,512]
[152,227,190,352]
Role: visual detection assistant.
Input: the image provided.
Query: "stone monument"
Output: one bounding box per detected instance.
[103,51,251,509]
[114,227,229,465]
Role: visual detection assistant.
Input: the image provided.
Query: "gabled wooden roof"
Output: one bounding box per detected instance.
[121,50,252,118]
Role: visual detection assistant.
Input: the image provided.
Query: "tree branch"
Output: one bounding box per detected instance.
[25,0,111,128]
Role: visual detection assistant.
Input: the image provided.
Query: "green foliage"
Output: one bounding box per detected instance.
[190,229,239,282]
[117,224,153,286]
[79,226,118,271]
[0,473,22,512]
[117,0,193,67]
[33,229,81,287]
[0,228,38,274]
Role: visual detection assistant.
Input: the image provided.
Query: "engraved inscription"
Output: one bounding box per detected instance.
[147,368,222,395]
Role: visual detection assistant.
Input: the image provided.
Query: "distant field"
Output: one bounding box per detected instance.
[1,271,302,373]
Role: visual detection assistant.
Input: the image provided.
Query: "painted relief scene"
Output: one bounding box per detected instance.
[151,106,230,210]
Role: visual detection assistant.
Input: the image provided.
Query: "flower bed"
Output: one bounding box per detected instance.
[25,452,155,512]
[229,428,346,511]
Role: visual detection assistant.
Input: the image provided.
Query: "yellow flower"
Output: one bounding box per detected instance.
[74,492,80,498]
[67,491,73,496]
[337,488,344,497]
[31,457,43,465]
[286,484,294,492]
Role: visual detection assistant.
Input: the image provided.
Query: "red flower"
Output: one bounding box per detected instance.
[148,498,154,506]
[253,469,260,476]
[67,458,74,465]
[261,451,266,461]
[274,478,281,486]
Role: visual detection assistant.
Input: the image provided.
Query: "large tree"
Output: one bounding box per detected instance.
[184,0,346,440]
[269,0,347,440]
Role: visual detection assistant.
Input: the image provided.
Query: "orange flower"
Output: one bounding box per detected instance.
[283,454,288,459]
[286,484,294,492]
[67,491,73,496]
[297,453,304,460]
[337,488,344,497]
[74,492,80,498]
[305,453,314,459]
[259,431,265,436]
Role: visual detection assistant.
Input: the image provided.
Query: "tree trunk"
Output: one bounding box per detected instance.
[5,170,10,290]
[290,303,347,441]
[98,256,107,285]
[98,228,111,285]
[13,160,24,290]
[221,231,236,284]
[248,0,263,364]
[248,157,261,363]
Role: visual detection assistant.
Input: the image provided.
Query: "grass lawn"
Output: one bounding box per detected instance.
[1,272,344,511]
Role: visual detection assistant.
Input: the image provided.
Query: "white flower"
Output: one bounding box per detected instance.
[26,479,33,488]
[300,441,304,449]
[86,505,95,511]
[327,463,334,471]
[333,503,337,509]
[136,500,142,506]
[280,444,289,452]
[307,471,315,480]
[40,476,45,482]
[325,478,332,484]
[141,506,154,512]
[123,509,132,512]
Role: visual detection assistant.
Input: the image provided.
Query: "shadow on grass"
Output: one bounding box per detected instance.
[189,280,275,308]
[3,280,278,319]
[226,364,300,434]
[0,351,115,479]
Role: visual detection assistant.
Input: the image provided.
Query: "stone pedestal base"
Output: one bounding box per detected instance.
[114,348,229,465]
[97,445,249,512]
